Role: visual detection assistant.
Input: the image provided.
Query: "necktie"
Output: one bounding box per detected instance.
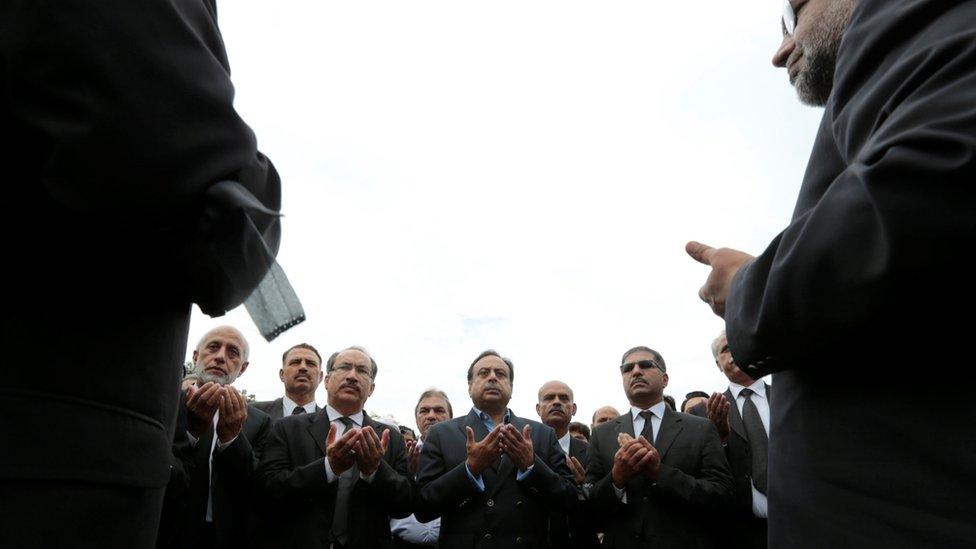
[638,410,655,444]
[331,416,358,545]
[291,406,306,415]
[740,389,768,494]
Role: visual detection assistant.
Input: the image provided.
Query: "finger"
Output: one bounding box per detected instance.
[327,423,338,447]
[685,241,717,265]
[380,428,390,453]
[522,424,531,441]
[570,456,585,474]
[466,426,475,446]
[617,432,634,445]
[636,448,658,469]
[626,448,649,467]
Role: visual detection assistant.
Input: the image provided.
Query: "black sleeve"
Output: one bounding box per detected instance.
[0,0,281,315]
[726,0,976,374]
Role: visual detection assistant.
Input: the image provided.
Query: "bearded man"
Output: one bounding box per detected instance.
[688,0,976,545]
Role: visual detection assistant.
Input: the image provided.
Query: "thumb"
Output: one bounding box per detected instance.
[381,429,390,452]
[522,424,531,440]
[571,456,583,469]
[685,241,716,265]
[465,426,475,445]
[327,423,337,446]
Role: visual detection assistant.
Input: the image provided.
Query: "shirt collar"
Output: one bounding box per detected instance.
[325,404,364,426]
[557,432,572,455]
[471,406,511,424]
[630,400,667,420]
[283,395,316,415]
[728,379,767,401]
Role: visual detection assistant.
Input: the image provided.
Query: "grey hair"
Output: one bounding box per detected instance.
[415,388,454,418]
[620,346,667,373]
[710,330,726,360]
[195,325,250,362]
[326,345,378,379]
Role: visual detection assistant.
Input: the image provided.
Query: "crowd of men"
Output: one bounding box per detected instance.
[158,325,770,548]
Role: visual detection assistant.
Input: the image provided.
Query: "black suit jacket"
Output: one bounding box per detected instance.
[0,0,280,500]
[721,385,768,549]
[158,402,271,548]
[255,410,413,548]
[547,437,599,549]
[586,408,733,549]
[724,0,976,546]
[253,397,321,421]
[417,410,578,549]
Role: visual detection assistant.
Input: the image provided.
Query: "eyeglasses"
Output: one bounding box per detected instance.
[782,0,801,36]
[333,362,373,379]
[620,359,665,374]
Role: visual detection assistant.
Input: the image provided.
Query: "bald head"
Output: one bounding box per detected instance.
[536,380,577,438]
[591,405,620,429]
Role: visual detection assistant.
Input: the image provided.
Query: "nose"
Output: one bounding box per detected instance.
[772,35,795,67]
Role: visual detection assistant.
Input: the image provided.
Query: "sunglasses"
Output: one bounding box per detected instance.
[620,359,665,374]
[782,0,807,36]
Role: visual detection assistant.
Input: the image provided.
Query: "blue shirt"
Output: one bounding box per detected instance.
[464,407,534,491]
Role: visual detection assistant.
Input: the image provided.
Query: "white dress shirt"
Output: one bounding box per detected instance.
[613,401,668,502]
[185,411,238,522]
[321,405,376,483]
[558,432,572,456]
[390,515,440,546]
[282,395,317,417]
[728,380,770,518]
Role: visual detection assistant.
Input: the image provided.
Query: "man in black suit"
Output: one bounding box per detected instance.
[256,346,412,548]
[253,343,323,420]
[585,346,733,549]
[0,2,281,546]
[157,326,272,549]
[688,0,976,545]
[536,380,598,549]
[705,331,769,549]
[417,350,577,548]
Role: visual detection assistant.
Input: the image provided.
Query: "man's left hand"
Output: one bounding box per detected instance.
[216,387,247,443]
[500,424,534,471]
[686,241,754,317]
[355,426,389,476]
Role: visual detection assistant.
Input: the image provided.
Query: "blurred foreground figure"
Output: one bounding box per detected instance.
[688,0,976,545]
[0,1,281,546]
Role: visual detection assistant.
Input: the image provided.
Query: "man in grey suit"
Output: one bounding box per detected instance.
[585,346,733,549]
[253,343,323,420]
[416,350,578,548]
[706,331,769,549]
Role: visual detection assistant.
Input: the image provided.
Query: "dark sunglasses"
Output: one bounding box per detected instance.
[620,359,665,374]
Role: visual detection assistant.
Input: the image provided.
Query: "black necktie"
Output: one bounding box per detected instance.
[740,388,768,494]
[639,410,655,444]
[331,416,357,546]
[291,406,306,415]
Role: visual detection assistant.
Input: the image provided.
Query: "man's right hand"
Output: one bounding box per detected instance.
[326,423,363,476]
[707,392,731,443]
[465,425,502,476]
[185,382,223,439]
[611,433,656,488]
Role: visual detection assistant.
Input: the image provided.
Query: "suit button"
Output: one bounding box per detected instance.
[487,499,494,507]
[516,537,523,544]
[642,496,649,503]
[484,533,493,541]
[530,487,539,494]
[634,533,641,540]
[515,500,523,507]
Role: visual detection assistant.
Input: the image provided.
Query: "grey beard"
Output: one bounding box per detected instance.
[196,368,235,386]
[793,0,853,107]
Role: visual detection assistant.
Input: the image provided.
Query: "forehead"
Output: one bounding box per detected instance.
[417,396,448,410]
[473,355,510,373]
[540,382,571,397]
[334,349,370,365]
[201,328,245,350]
[622,349,655,364]
[285,347,319,364]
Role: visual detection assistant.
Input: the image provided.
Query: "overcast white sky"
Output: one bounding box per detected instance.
[186,1,824,433]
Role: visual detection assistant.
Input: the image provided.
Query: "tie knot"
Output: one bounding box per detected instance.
[292,406,307,415]
[337,416,355,429]
[741,388,754,397]
[639,410,655,420]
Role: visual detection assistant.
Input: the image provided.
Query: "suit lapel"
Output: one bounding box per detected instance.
[569,437,587,463]
[725,388,747,442]
[655,408,683,460]
[272,397,284,420]
[308,409,332,456]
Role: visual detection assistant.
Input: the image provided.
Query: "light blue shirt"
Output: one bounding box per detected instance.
[464,407,534,491]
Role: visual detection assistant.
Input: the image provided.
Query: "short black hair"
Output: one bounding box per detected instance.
[620,346,667,373]
[326,346,378,380]
[399,425,416,438]
[663,395,676,411]
[281,343,322,366]
[568,421,591,441]
[467,349,514,383]
[681,391,710,413]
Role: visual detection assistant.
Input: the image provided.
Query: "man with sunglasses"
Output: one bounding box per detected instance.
[255,346,413,548]
[688,0,976,546]
[585,347,732,548]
